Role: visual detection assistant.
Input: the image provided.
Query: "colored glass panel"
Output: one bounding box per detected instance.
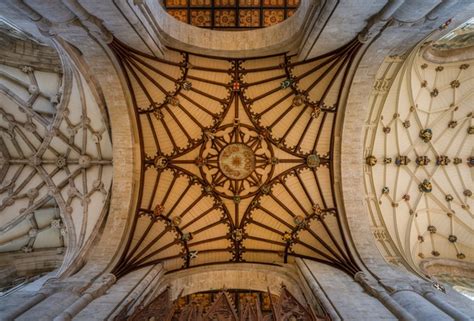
[287,9,297,17]
[287,0,300,7]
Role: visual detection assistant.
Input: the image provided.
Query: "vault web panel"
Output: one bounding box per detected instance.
[110,38,362,277]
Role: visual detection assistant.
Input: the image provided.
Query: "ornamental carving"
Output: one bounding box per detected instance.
[366,155,377,166]
[419,128,433,143]
[418,179,432,193]
[0,46,112,270]
[200,125,273,198]
[364,54,473,266]
[122,286,328,321]
[415,156,430,166]
[110,37,361,276]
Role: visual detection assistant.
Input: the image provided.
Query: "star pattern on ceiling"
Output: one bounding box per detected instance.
[365,50,473,268]
[110,38,362,277]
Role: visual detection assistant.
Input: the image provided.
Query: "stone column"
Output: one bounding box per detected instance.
[52,274,116,321]
[296,259,399,320]
[4,0,52,34]
[421,287,472,321]
[116,264,165,314]
[359,0,406,41]
[391,290,452,321]
[74,265,165,321]
[373,276,473,321]
[426,0,459,20]
[60,0,113,43]
[295,259,341,321]
[354,272,416,321]
[10,278,105,321]
[0,291,52,321]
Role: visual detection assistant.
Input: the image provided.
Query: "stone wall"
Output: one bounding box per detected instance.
[335,1,474,319]
[297,259,396,320]
[0,29,60,72]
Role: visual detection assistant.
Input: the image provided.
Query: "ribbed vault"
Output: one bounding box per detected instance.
[0,40,113,276]
[111,38,362,277]
[364,45,473,270]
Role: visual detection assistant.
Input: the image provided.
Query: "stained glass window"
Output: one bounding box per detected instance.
[164,0,300,29]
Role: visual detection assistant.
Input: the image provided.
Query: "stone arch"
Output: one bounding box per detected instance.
[124,0,318,58]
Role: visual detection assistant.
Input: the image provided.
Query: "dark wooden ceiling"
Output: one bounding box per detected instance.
[110,37,362,277]
[164,0,300,29]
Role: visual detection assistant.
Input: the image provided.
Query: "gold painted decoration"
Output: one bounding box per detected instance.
[219,144,256,180]
[190,0,211,6]
[110,37,362,276]
[201,125,273,198]
[263,9,285,26]
[366,156,377,166]
[190,10,212,27]
[215,9,237,27]
[163,0,299,29]
[167,9,188,23]
[239,9,260,27]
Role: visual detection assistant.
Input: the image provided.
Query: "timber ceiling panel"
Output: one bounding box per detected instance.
[164,0,300,29]
[110,38,361,277]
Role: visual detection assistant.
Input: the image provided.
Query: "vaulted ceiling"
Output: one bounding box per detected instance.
[111,38,361,276]
[0,62,65,255]
[0,34,113,274]
[364,44,474,270]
